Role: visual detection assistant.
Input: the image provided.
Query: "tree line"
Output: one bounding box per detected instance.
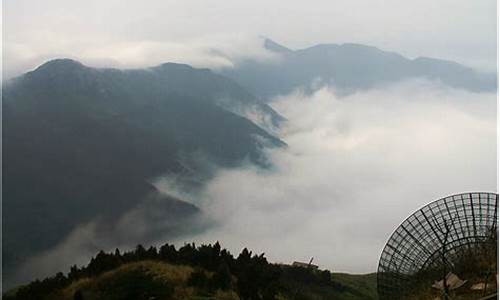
[6,242,338,300]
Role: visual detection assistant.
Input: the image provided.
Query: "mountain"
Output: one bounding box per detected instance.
[220,39,497,99]
[2,59,285,287]
[4,242,378,300]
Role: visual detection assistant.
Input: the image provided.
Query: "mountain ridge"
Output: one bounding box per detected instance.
[220,38,497,99]
[10,58,285,132]
[2,59,285,288]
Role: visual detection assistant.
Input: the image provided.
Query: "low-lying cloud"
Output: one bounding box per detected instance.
[11,195,206,286]
[3,34,280,79]
[172,80,497,273]
[13,80,496,285]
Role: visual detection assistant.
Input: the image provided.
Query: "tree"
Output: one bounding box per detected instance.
[320,270,331,284]
[431,214,457,300]
[212,261,232,290]
[159,243,178,262]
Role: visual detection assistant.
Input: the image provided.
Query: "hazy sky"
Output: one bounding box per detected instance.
[3,0,498,78]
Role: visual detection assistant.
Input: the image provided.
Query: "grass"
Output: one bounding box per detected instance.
[52,261,198,300]
[331,272,378,300]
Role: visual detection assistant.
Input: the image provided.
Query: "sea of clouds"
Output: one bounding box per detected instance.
[13,79,497,286]
[171,80,497,273]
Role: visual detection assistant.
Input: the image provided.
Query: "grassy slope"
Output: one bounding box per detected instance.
[32,261,377,300]
[331,273,378,300]
[292,272,378,300]
[50,261,198,300]
[29,260,240,300]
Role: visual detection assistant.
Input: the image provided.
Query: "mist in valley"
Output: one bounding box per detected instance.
[15,79,496,284]
[169,80,497,273]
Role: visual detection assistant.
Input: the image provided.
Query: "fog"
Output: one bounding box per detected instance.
[171,80,497,273]
[2,34,280,79]
[3,0,497,78]
[12,196,206,285]
[10,80,497,285]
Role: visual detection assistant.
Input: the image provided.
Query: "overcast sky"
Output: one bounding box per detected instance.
[3,0,498,78]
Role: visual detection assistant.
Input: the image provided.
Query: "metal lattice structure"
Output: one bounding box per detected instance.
[377,192,498,299]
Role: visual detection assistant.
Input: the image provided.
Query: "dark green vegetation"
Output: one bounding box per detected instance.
[2,59,285,286]
[220,39,497,99]
[4,242,377,300]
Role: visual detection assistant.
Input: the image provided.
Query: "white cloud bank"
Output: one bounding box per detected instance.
[3,34,279,79]
[173,80,497,273]
[12,80,496,285]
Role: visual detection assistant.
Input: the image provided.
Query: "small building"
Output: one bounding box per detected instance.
[292,261,319,270]
[431,272,467,291]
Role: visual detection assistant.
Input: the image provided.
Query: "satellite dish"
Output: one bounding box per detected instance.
[377,192,498,299]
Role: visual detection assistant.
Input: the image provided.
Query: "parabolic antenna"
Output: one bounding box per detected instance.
[377,192,498,299]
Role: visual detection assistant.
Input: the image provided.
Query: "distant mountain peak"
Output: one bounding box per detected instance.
[34,58,86,72]
[220,40,497,97]
[302,43,386,55]
[12,58,93,89]
[263,38,293,54]
[413,56,465,68]
[340,43,380,51]
[27,59,89,81]
[154,62,195,70]
[151,62,214,75]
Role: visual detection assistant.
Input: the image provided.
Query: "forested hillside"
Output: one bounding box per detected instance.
[4,242,377,300]
[2,59,285,286]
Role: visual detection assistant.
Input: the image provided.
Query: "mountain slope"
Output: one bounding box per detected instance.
[2,59,285,287]
[4,242,377,300]
[220,39,497,99]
